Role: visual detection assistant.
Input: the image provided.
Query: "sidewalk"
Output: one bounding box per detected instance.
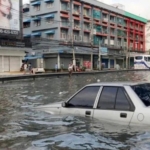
[0,72,24,76]
[0,68,141,77]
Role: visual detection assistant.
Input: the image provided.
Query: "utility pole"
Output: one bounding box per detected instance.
[98,42,101,70]
[90,9,94,71]
[71,19,76,71]
[126,30,129,69]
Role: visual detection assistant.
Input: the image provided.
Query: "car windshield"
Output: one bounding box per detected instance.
[132,83,150,106]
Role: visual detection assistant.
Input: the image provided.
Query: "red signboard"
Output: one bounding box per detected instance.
[83,61,91,69]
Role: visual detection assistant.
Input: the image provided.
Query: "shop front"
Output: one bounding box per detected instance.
[0,49,25,72]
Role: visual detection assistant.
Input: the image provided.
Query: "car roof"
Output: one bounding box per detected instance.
[87,81,150,87]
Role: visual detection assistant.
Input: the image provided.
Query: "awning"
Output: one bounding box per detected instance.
[43,14,54,18]
[32,17,41,21]
[23,19,31,23]
[23,34,31,37]
[45,30,55,34]
[31,1,41,6]
[31,32,41,36]
[44,0,54,2]
[23,55,43,60]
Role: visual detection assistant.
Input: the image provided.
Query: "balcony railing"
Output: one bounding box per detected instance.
[101,30,108,34]
[74,24,80,29]
[23,25,30,28]
[110,19,116,23]
[62,22,69,27]
[73,10,80,15]
[61,5,70,11]
[110,32,115,35]
[83,38,90,42]
[83,12,91,17]
[61,33,69,40]
[84,25,90,30]
[102,18,108,22]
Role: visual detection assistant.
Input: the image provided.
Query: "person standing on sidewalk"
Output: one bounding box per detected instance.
[68,63,73,78]
[28,63,32,74]
[24,63,28,75]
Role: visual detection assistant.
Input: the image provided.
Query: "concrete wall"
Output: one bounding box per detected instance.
[30,0,60,16]
[0,49,25,56]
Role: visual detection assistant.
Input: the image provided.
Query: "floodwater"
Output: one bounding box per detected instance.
[0,71,150,150]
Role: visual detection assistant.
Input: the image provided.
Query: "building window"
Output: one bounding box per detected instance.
[84,33,89,42]
[110,16,115,22]
[34,20,41,26]
[73,5,80,14]
[83,8,90,16]
[46,2,53,8]
[46,18,54,24]
[84,23,90,30]
[23,23,30,28]
[47,34,54,39]
[61,2,70,11]
[61,33,67,40]
[34,5,40,11]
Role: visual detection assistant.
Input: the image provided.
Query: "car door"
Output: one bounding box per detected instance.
[60,86,101,118]
[93,86,135,125]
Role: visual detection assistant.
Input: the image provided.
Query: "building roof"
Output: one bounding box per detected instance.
[125,11,147,23]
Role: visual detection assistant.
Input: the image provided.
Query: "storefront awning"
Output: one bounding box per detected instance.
[23,55,43,60]
[31,32,41,36]
[23,19,31,23]
[23,34,31,37]
[44,0,54,2]
[45,30,55,34]
[43,14,54,18]
[31,1,41,6]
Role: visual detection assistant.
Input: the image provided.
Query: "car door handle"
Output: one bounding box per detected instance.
[120,113,127,118]
[85,111,91,116]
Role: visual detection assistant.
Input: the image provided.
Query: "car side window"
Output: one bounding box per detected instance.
[98,87,118,109]
[67,86,100,108]
[115,88,130,110]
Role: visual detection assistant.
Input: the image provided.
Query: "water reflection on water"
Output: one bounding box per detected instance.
[0,71,150,150]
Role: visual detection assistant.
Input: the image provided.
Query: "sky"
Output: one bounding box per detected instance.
[23,0,150,19]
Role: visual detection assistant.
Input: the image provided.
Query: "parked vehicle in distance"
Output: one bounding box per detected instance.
[33,68,45,74]
[134,55,150,69]
[35,82,150,126]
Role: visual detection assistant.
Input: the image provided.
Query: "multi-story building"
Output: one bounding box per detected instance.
[23,0,147,70]
[0,0,32,73]
[145,20,150,54]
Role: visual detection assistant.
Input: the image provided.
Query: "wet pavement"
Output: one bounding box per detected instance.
[0,71,150,150]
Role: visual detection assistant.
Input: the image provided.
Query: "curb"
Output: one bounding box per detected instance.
[0,69,149,83]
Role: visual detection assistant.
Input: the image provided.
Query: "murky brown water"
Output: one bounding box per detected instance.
[0,71,150,150]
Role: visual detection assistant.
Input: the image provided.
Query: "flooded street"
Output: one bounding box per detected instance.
[0,71,150,150]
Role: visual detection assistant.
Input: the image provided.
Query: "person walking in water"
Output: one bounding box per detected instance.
[68,63,73,78]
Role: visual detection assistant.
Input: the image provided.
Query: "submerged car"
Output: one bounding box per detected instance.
[35,82,150,126]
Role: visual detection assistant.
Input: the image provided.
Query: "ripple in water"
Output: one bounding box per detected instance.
[0,71,150,150]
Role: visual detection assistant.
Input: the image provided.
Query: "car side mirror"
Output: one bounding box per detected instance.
[62,102,67,107]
